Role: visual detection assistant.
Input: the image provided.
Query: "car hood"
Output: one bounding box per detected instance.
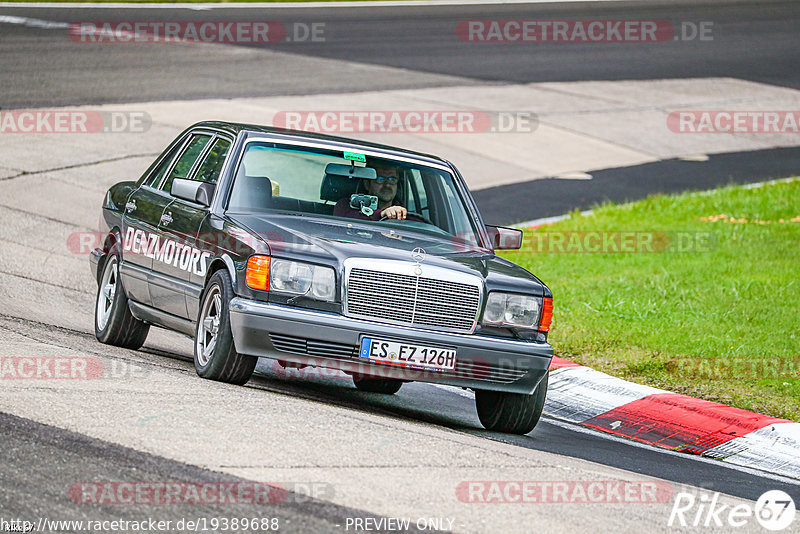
[228,213,547,296]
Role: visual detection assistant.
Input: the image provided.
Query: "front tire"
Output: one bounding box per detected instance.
[94,254,149,349]
[194,270,256,385]
[475,372,548,435]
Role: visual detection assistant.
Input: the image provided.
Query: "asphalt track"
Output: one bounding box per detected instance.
[1,314,798,531]
[3,0,800,223]
[2,0,800,107]
[1,1,800,532]
[474,145,800,223]
[1,411,401,534]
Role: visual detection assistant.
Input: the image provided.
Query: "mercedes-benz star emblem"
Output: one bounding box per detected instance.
[411,247,426,263]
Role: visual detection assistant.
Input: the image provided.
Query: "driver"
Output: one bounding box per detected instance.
[333,162,407,221]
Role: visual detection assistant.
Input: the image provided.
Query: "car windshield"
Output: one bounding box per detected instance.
[226,141,483,248]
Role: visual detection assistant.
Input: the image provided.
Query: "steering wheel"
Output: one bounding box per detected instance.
[379,212,435,226]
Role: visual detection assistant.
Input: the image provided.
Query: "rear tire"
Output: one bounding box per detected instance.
[194,270,256,385]
[352,375,403,394]
[94,254,149,350]
[475,372,548,435]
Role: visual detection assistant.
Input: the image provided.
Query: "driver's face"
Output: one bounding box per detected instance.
[365,167,399,204]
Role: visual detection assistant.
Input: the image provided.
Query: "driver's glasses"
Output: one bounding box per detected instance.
[376,175,399,184]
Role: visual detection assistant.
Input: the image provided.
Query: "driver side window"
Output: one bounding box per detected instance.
[406,169,430,220]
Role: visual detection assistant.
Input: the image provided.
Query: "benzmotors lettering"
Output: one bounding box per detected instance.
[123,227,210,277]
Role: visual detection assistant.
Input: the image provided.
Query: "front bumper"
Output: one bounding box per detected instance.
[229,297,553,394]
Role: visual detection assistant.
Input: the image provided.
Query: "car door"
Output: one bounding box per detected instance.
[158,135,233,321]
[147,132,213,317]
[120,139,186,306]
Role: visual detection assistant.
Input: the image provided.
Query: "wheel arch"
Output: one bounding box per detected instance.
[96,227,124,284]
[204,254,237,292]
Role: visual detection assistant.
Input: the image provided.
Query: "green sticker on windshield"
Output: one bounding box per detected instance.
[343,151,366,163]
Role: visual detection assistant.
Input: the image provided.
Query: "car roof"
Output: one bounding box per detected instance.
[190,121,452,168]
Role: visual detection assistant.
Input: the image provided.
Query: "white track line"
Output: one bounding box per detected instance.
[0,15,68,28]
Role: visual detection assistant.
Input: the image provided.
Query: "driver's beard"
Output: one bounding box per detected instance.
[377,189,395,204]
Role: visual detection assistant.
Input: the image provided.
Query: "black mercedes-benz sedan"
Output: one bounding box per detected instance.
[90,121,554,434]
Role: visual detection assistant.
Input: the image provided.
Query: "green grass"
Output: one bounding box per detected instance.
[501,179,800,420]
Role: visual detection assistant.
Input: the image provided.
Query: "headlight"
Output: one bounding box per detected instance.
[311,265,336,300]
[270,258,336,302]
[482,292,541,329]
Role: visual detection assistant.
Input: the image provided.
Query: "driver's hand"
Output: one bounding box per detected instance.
[381,206,407,220]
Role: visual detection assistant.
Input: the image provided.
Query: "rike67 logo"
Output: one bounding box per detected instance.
[669,490,796,531]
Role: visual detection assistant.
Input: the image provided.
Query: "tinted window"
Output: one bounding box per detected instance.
[145,142,182,187]
[161,134,211,193]
[193,138,231,184]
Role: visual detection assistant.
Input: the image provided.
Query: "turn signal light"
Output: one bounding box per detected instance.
[539,297,553,332]
[246,255,271,290]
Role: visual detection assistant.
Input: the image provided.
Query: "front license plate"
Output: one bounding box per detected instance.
[359,337,456,371]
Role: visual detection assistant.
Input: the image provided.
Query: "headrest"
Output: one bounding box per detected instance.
[320,172,360,202]
[230,175,272,210]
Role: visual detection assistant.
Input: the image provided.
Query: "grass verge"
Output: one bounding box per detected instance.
[501,178,800,420]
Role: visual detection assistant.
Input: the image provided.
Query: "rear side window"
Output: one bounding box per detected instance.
[144,142,182,187]
[193,138,231,184]
[161,134,211,193]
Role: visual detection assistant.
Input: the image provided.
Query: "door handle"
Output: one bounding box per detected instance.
[125,200,136,213]
[160,212,173,226]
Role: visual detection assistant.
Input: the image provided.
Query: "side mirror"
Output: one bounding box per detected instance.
[486,225,523,250]
[171,178,215,207]
[195,182,215,207]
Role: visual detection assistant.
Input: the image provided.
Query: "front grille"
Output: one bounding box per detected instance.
[346,268,480,333]
[268,334,526,384]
